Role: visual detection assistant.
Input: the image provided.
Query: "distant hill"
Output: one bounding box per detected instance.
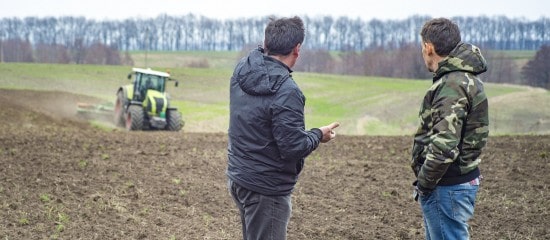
[0,51,548,135]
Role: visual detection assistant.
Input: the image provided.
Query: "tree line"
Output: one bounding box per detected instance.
[0,38,133,65]
[0,14,548,89]
[0,15,548,52]
[290,44,549,89]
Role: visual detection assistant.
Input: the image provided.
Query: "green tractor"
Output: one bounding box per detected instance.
[114,68,183,131]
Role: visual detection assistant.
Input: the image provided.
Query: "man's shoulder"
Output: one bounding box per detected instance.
[438,71,474,90]
[276,76,301,93]
[269,77,306,108]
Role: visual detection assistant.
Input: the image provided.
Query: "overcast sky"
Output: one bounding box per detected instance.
[1,0,548,21]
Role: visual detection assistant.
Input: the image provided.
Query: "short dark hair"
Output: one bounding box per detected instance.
[264,16,305,56]
[421,18,461,56]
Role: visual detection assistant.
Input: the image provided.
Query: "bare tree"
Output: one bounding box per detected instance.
[392,43,430,79]
[122,51,134,66]
[335,51,364,75]
[2,38,33,62]
[295,49,334,73]
[34,43,70,63]
[362,47,390,76]
[70,38,86,64]
[2,15,549,52]
[358,44,430,79]
[522,45,550,89]
[83,42,121,65]
[482,51,518,84]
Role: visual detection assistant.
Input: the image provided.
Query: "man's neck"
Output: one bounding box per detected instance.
[271,55,296,69]
[430,55,445,73]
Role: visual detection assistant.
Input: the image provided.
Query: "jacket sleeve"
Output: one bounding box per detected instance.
[271,88,321,161]
[417,78,470,190]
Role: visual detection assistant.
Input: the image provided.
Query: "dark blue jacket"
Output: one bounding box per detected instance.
[226,47,322,196]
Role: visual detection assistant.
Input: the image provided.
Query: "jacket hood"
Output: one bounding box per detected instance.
[433,42,488,80]
[234,47,290,96]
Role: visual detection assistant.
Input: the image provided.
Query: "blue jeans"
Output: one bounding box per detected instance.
[228,179,292,240]
[419,178,480,240]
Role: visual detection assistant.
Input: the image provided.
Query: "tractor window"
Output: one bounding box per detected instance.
[145,77,155,90]
[157,77,166,92]
[133,74,146,101]
[141,75,165,93]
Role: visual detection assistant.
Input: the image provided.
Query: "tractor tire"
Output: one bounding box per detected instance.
[126,105,145,131]
[166,109,183,131]
[114,91,126,127]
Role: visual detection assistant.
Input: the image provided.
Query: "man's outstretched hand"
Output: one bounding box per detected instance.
[319,122,340,143]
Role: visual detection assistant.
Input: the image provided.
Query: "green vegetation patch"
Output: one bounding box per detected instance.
[1,54,548,135]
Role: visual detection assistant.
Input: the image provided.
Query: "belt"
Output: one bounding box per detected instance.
[467,175,483,186]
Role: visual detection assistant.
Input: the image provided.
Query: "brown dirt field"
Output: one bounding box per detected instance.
[0,89,549,240]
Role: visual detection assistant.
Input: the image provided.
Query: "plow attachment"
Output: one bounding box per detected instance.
[76,102,114,120]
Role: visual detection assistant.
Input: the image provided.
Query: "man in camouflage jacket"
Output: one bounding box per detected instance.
[411,18,489,240]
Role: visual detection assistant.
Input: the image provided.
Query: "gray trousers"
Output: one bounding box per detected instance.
[228,179,292,240]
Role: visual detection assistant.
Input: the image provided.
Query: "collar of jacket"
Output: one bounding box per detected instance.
[260,46,294,75]
[432,42,488,82]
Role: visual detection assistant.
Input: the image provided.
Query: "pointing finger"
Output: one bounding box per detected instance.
[329,122,340,129]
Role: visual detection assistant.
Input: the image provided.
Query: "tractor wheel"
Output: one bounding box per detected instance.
[114,91,126,127]
[166,109,183,131]
[126,105,144,131]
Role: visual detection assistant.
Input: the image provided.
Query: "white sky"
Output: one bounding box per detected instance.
[1,0,548,21]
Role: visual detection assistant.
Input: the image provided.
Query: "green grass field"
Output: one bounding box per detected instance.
[0,50,548,135]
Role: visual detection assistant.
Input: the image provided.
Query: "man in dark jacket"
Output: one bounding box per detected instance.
[411,18,489,240]
[226,16,339,240]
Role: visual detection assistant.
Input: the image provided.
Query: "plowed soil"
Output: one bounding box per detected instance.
[1,89,549,240]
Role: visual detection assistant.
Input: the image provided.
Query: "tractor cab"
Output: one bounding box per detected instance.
[127,68,170,101]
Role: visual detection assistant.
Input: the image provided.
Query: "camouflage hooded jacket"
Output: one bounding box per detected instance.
[412,42,489,190]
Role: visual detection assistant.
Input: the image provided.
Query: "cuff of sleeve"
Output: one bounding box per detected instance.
[310,128,323,140]
[416,181,433,194]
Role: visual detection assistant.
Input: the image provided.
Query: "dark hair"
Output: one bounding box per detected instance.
[264,16,305,56]
[421,18,461,56]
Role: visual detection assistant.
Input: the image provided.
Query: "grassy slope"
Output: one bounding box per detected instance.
[0,50,548,135]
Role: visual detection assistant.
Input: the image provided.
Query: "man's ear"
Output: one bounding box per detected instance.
[293,43,301,56]
[424,42,435,56]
